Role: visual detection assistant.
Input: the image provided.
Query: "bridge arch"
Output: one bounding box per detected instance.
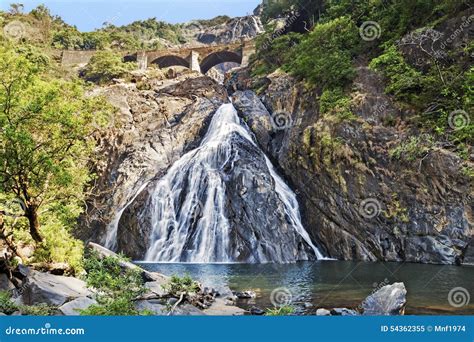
[200,51,242,74]
[123,54,137,63]
[151,55,189,69]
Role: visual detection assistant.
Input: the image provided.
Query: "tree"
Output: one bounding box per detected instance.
[9,3,24,15]
[0,45,112,244]
[81,50,135,84]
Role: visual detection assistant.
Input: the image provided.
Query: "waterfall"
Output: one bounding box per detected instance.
[139,103,323,262]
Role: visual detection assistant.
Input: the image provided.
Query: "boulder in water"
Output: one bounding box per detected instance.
[362,282,407,315]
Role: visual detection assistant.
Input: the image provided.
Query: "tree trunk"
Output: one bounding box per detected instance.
[25,206,43,243]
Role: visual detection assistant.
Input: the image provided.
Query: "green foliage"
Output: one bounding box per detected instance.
[0,291,56,316]
[320,88,356,122]
[0,43,113,269]
[284,17,359,88]
[162,275,200,297]
[32,221,84,274]
[81,50,135,84]
[370,44,472,146]
[250,31,302,76]
[369,46,425,103]
[0,291,18,315]
[265,305,295,316]
[389,136,434,162]
[80,251,148,316]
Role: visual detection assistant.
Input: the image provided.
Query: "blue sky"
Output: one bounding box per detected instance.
[0,0,262,31]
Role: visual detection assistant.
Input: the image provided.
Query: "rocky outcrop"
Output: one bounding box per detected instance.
[118,104,317,262]
[182,15,263,46]
[77,73,229,250]
[15,270,91,307]
[230,67,472,265]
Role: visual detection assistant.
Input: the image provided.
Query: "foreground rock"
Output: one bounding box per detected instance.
[362,282,407,315]
[16,270,91,307]
[316,282,407,316]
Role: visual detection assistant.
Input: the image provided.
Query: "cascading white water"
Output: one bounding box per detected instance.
[141,103,323,262]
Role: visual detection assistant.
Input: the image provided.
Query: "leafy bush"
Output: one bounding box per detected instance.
[265,305,295,316]
[81,50,136,84]
[284,17,359,88]
[250,31,302,76]
[0,291,56,316]
[32,220,84,274]
[319,88,356,122]
[80,251,148,316]
[0,291,19,315]
[369,46,425,104]
[389,136,434,162]
[162,275,200,297]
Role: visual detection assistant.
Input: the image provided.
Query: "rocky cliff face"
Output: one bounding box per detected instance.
[182,15,263,46]
[77,71,228,246]
[229,66,473,265]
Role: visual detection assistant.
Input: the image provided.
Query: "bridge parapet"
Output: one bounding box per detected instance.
[61,39,255,73]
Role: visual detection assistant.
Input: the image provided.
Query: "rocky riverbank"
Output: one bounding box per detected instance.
[1,244,410,316]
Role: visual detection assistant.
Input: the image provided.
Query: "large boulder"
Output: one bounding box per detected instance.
[362,282,407,315]
[18,270,91,306]
[58,297,97,316]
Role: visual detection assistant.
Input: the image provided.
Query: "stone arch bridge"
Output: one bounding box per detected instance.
[61,40,255,74]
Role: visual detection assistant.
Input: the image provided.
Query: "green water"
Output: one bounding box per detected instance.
[138,261,474,315]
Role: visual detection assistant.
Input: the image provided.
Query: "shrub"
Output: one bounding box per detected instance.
[162,275,200,297]
[265,305,295,316]
[320,88,356,122]
[80,251,148,316]
[0,291,56,316]
[284,17,359,88]
[81,50,135,84]
[389,136,434,162]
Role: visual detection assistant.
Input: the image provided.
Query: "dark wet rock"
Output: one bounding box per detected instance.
[362,282,407,316]
[330,308,359,316]
[232,90,273,151]
[240,64,472,265]
[462,239,474,266]
[0,273,15,291]
[250,306,265,315]
[76,74,227,254]
[234,291,257,299]
[13,264,30,279]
